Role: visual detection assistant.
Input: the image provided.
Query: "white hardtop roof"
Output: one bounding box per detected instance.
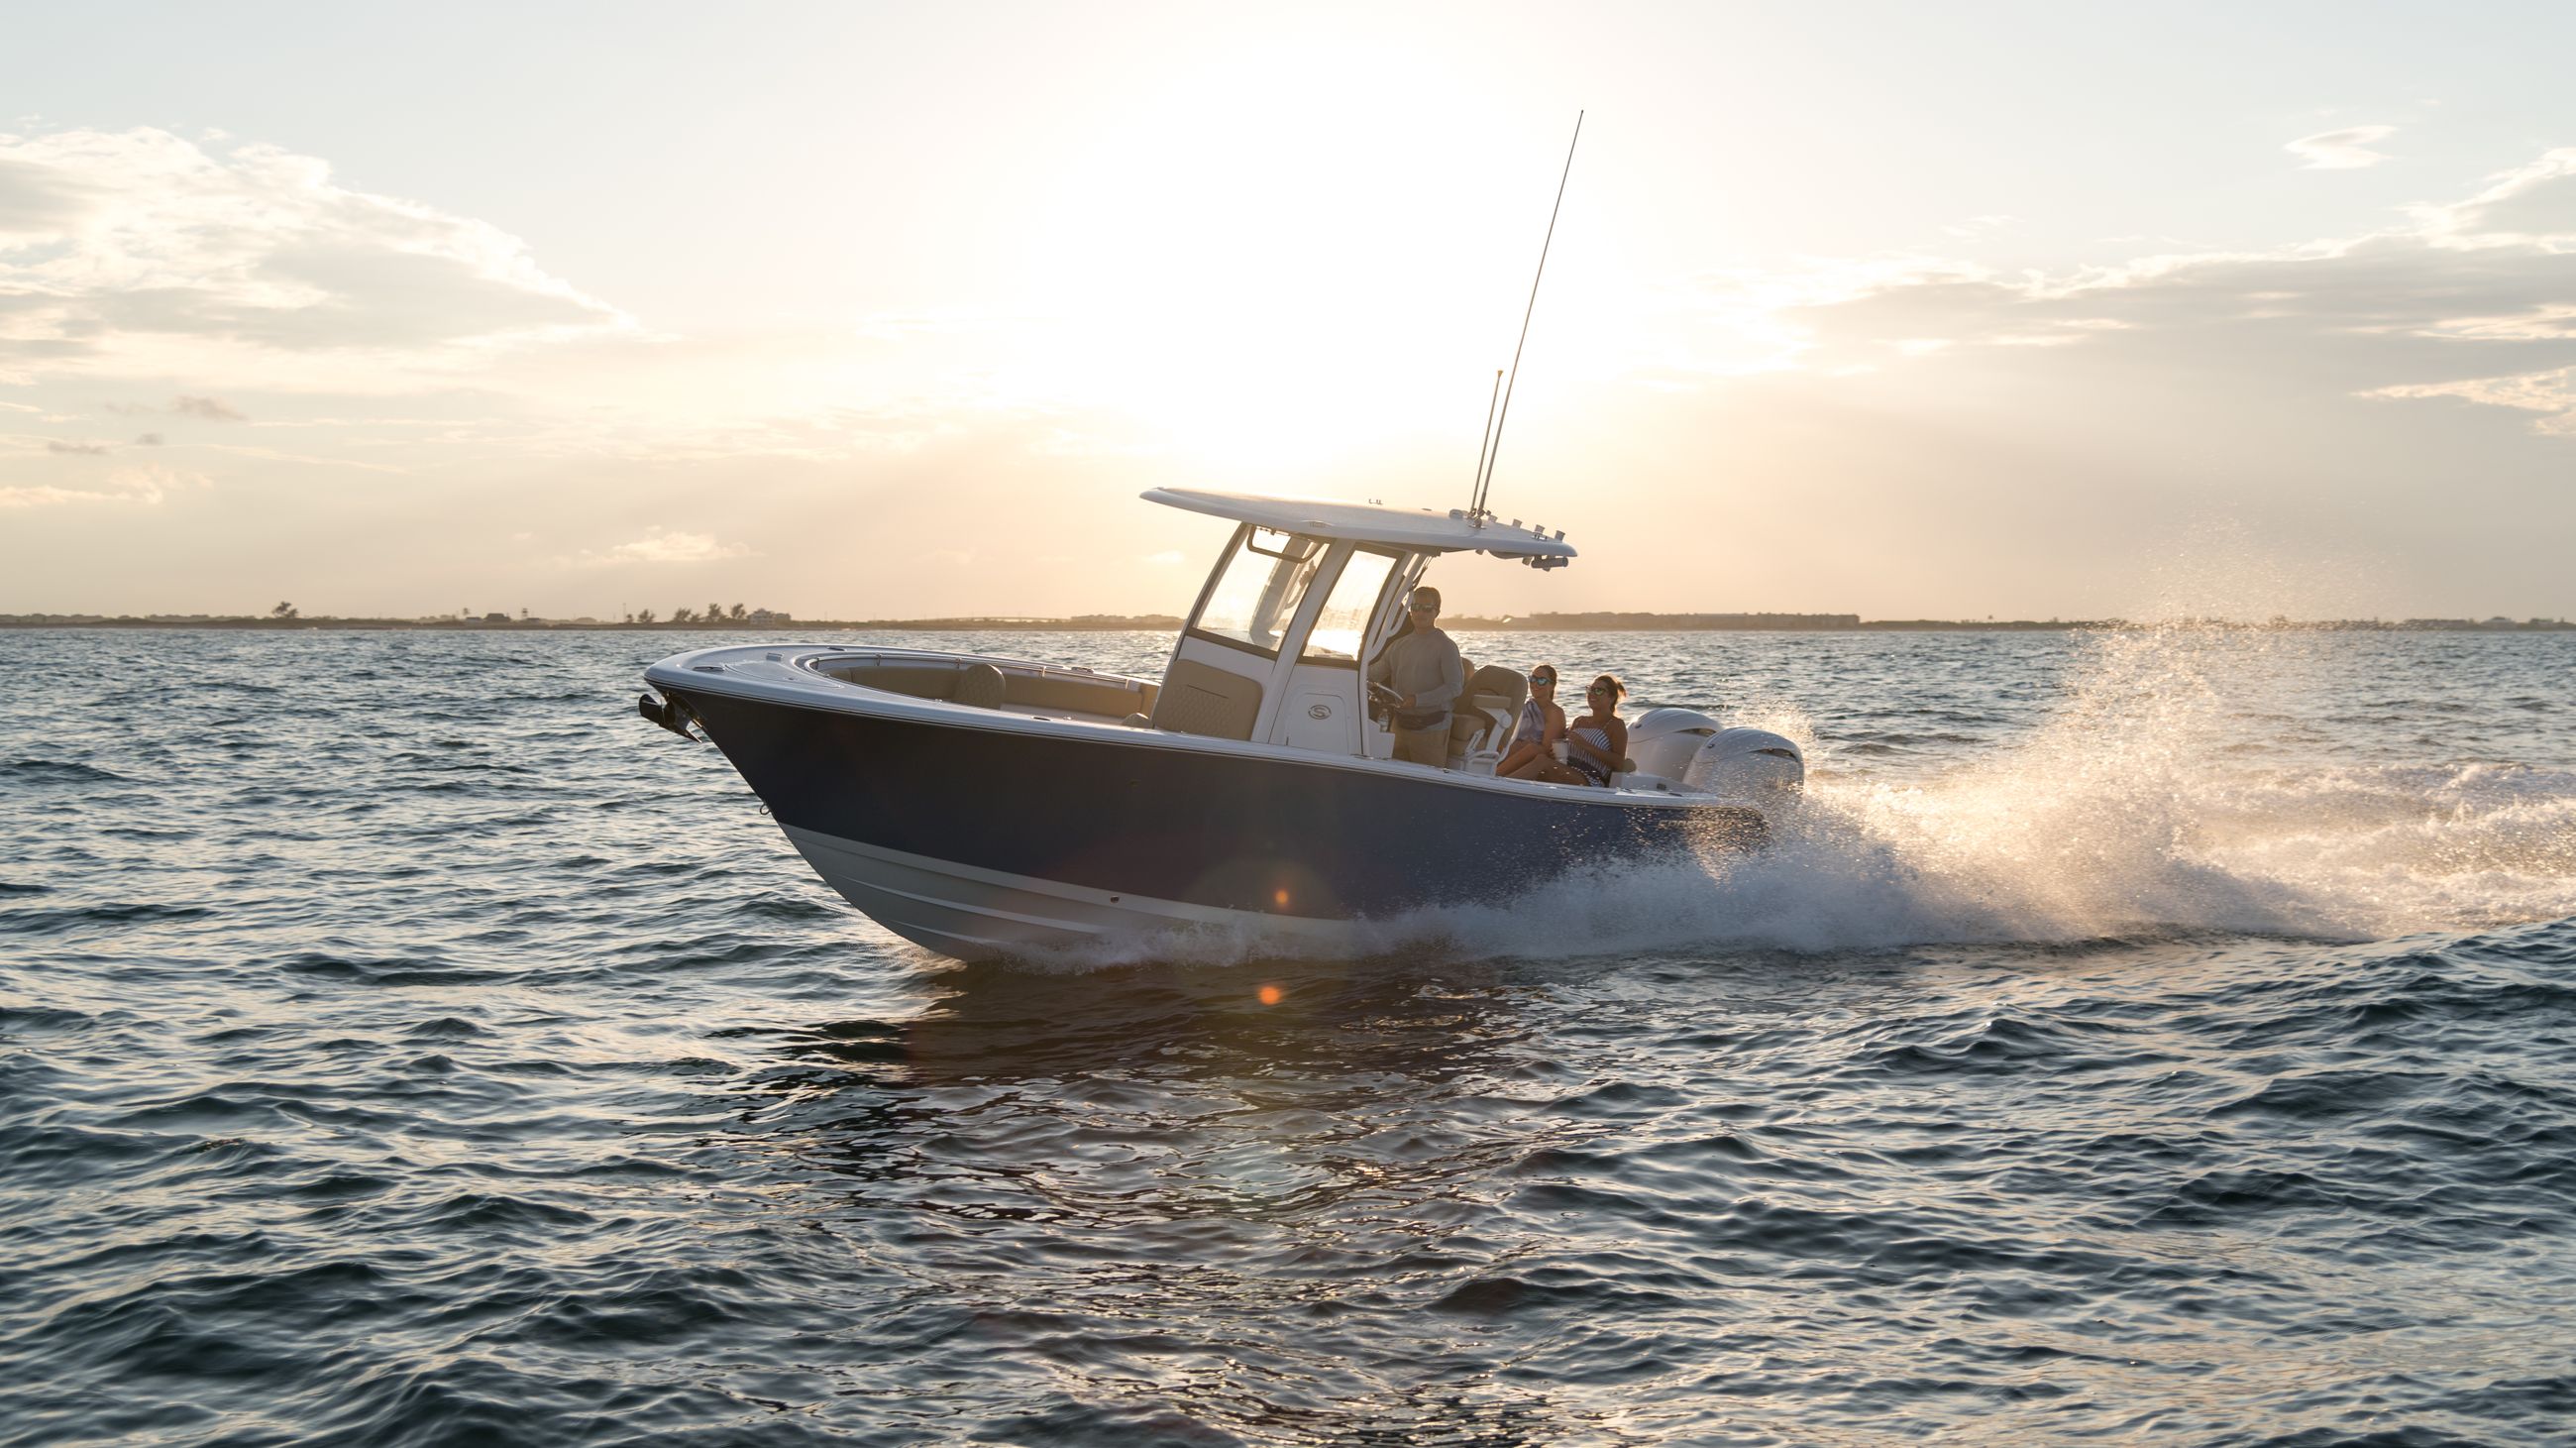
[1141,488,1578,561]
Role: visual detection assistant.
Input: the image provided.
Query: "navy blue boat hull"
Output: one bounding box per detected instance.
[666,685,1762,950]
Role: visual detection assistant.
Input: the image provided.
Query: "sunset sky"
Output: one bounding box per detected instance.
[4,2,2572,620]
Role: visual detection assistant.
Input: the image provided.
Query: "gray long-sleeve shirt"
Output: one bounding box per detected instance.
[1367,627,1464,722]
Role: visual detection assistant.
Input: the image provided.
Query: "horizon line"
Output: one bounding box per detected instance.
[6,610,2571,634]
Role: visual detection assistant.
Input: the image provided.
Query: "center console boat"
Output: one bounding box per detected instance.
[639,488,1804,960]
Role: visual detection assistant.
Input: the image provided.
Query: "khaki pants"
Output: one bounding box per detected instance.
[1391,724,1449,768]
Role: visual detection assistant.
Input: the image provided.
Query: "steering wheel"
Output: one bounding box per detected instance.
[1365,681,1403,724]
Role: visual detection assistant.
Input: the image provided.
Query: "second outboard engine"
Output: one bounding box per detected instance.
[1625,708,1805,798]
[1694,725,1805,799]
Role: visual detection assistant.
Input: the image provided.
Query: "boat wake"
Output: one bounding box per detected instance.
[1028,623,2576,967]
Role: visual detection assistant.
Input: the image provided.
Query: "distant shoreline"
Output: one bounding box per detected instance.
[6,613,2569,632]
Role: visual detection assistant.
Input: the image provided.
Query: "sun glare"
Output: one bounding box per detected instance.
[977,42,1647,476]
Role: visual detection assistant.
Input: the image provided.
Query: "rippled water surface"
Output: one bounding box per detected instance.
[5,626,2574,1445]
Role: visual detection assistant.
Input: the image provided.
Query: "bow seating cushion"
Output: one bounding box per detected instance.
[955,662,1009,710]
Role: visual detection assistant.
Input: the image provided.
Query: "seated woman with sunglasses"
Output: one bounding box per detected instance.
[1492,664,1567,779]
[1501,674,1628,787]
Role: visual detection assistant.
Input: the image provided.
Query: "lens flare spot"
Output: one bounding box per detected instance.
[1273,887,1290,908]
[1257,984,1283,1006]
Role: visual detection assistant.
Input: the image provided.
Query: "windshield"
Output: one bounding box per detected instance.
[1193,528,1323,654]
[1301,549,1396,663]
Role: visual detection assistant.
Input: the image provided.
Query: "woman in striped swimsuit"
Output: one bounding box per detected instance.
[1493,664,1565,778]
[1503,674,1628,788]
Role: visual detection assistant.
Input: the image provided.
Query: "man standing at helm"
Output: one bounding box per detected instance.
[1368,585,1464,769]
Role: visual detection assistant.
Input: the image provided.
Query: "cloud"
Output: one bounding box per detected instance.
[106,463,207,502]
[573,528,753,566]
[101,392,251,421]
[0,127,633,388]
[0,154,94,235]
[2369,366,2576,435]
[1672,146,2576,438]
[0,461,204,508]
[4,132,1105,475]
[1939,214,2019,240]
[199,441,408,475]
[2287,125,2397,170]
[46,438,109,454]
[2415,148,2576,249]
[0,486,112,508]
[133,431,162,445]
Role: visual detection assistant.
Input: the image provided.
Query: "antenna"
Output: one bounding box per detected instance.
[1468,369,1502,505]
[1470,108,1583,525]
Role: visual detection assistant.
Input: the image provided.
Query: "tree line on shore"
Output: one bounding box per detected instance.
[624,603,777,624]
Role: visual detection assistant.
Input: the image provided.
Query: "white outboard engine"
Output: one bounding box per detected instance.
[1625,708,1805,798]
[1695,725,1806,799]
[1626,708,1724,782]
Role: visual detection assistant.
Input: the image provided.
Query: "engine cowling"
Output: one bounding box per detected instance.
[1626,707,1724,780]
[1691,726,1805,799]
[1620,709,1806,796]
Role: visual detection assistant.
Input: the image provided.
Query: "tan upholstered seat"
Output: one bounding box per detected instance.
[993,670,1153,720]
[1448,661,1531,759]
[821,661,962,700]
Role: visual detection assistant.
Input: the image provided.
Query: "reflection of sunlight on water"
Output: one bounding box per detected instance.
[760,961,1554,1157]
[740,952,1729,1425]
[741,967,1593,1440]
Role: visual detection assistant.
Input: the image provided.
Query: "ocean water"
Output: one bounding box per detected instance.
[3,624,2572,1446]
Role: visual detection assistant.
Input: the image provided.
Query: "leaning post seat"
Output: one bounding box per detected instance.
[1447,661,1531,761]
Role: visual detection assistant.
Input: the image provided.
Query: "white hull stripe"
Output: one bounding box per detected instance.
[782,826,1352,959]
